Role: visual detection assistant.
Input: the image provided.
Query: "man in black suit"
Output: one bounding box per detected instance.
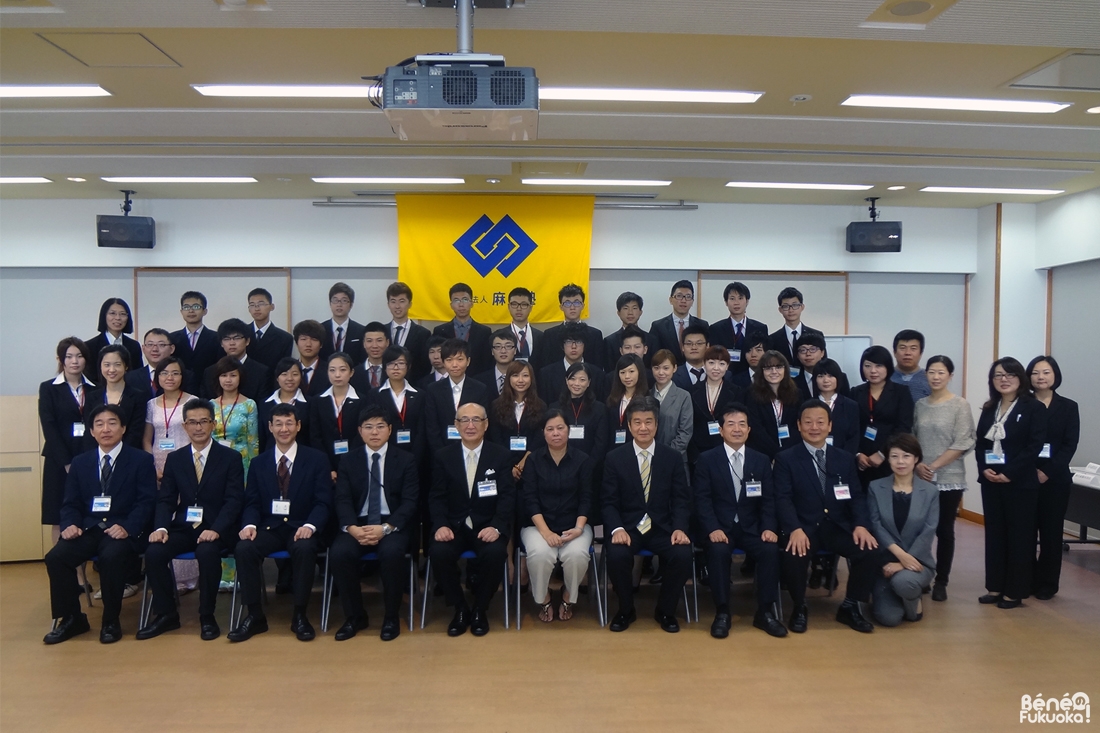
[650,280,710,366]
[542,283,605,370]
[505,287,545,366]
[474,329,517,398]
[603,396,693,633]
[792,333,850,401]
[693,403,787,638]
[707,282,769,372]
[201,319,270,400]
[320,282,367,366]
[768,287,825,369]
[385,281,432,384]
[604,292,660,368]
[228,404,332,642]
[416,335,450,391]
[170,291,224,379]
[774,401,891,634]
[538,322,606,404]
[293,320,330,397]
[671,324,711,391]
[137,399,244,641]
[44,404,157,645]
[125,327,200,398]
[423,338,492,455]
[432,282,494,374]
[331,405,420,641]
[246,287,294,372]
[429,402,515,636]
[730,332,769,390]
[350,321,390,395]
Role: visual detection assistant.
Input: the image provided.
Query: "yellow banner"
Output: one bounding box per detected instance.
[397,194,594,324]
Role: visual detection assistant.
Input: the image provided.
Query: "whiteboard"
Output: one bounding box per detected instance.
[825,335,874,385]
[698,272,847,336]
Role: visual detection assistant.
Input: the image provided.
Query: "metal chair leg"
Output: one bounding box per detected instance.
[514,548,523,631]
[407,553,416,632]
[139,575,151,628]
[320,551,331,634]
[502,557,510,630]
[690,554,699,623]
[419,558,431,630]
[80,561,94,607]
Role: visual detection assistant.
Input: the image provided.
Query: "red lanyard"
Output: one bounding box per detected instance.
[867,387,877,424]
[73,384,85,416]
[162,393,182,438]
[706,383,721,417]
[570,399,584,424]
[333,394,347,433]
[218,395,240,439]
[396,393,407,425]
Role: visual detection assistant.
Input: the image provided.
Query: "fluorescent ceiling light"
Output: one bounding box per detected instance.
[887,185,906,191]
[312,177,464,184]
[842,94,1070,113]
[540,87,762,104]
[522,178,672,187]
[1087,106,1100,114]
[101,176,257,183]
[0,177,52,183]
[921,186,1064,195]
[193,84,377,98]
[0,85,109,98]
[858,21,927,30]
[725,181,873,191]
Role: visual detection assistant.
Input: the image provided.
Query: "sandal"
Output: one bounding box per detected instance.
[558,593,574,621]
[537,597,554,623]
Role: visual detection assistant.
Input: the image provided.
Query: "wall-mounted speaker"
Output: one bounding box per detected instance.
[846,221,901,253]
[97,215,156,249]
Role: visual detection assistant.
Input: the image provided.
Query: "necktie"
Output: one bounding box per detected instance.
[465,450,477,528]
[100,454,113,493]
[278,455,290,501]
[194,452,204,483]
[734,322,743,347]
[189,330,198,350]
[370,365,380,389]
[638,450,652,534]
[677,319,685,342]
[365,452,383,525]
[453,383,462,410]
[255,328,264,341]
[690,367,704,383]
[150,373,157,396]
[498,374,505,393]
[730,451,743,523]
[790,329,799,354]
[814,449,828,496]
[335,325,344,351]
[394,324,404,345]
[518,329,529,358]
[301,365,312,387]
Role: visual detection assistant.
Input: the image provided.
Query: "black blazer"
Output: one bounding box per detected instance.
[84,333,144,375]
[256,397,312,454]
[693,444,776,538]
[508,324,547,366]
[242,444,332,532]
[60,444,157,538]
[368,385,427,463]
[707,317,769,366]
[349,361,387,397]
[745,393,802,460]
[767,325,825,366]
[688,381,746,460]
[795,367,851,402]
[602,441,691,536]
[541,322,606,370]
[202,357,270,402]
[538,361,607,406]
[155,441,245,537]
[603,327,660,369]
[429,440,516,536]
[423,376,492,454]
[334,445,419,531]
[774,443,868,535]
[170,326,223,379]
[321,318,367,366]
[309,391,367,473]
[473,367,508,398]
[522,446,593,533]
[391,321,432,384]
[298,359,331,398]
[975,397,1047,489]
[487,400,547,469]
[82,386,147,451]
[826,394,861,456]
[124,366,200,401]
[551,399,611,465]
[1037,394,1080,486]
[247,324,294,372]
[39,378,94,468]
[649,314,709,366]
[432,319,494,374]
[850,380,915,476]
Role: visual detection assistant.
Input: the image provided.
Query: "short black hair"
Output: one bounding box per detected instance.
[620,324,647,344]
[541,408,568,431]
[153,357,184,387]
[272,356,302,379]
[1026,355,1062,391]
[742,331,769,351]
[87,403,126,425]
[247,288,273,303]
[293,319,326,343]
[798,399,832,421]
[559,321,587,346]
[144,327,171,341]
[925,355,955,375]
[491,328,518,346]
[96,298,134,335]
[181,398,214,422]
[508,287,533,302]
[97,343,131,370]
[719,402,750,424]
[269,403,299,421]
[449,282,473,299]
[427,335,447,351]
[670,280,694,297]
[680,324,708,344]
[860,345,895,380]
[440,338,469,360]
[887,433,924,462]
[795,332,827,353]
[558,283,585,303]
[723,282,751,301]
[777,287,803,305]
[363,321,389,338]
[217,318,250,341]
[616,291,643,311]
[382,345,411,370]
[386,281,413,301]
[357,403,392,427]
[812,358,845,381]
[180,291,207,309]
[893,329,925,352]
[329,282,355,302]
[624,395,661,424]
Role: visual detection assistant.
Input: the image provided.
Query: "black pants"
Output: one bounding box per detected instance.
[1034,481,1072,596]
[780,520,890,607]
[934,489,965,587]
[235,525,319,611]
[704,526,780,613]
[45,527,137,625]
[429,525,508,612]
[145,529,235,617]
[330,528,408,620]
[605,528,692,617]
[981,483,1038,599]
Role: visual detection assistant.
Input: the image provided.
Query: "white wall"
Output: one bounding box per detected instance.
[998,204,1049,363]
[1035,188,1100,269]
[1051,259,1100,469]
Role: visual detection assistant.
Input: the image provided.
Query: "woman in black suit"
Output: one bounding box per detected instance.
[551,362,609,522]
[850,345,914,488]
[257,357,312,454]
[975,357,1047,609]
[1027,355,1080,600]
[488,360,547,479]
[689,346,743,464]
[84,298,143,376]
[309,351,365,480]
[745,350,802,459]
[39,337,95,530]
[84,344,146,450]
[813,358,860,455]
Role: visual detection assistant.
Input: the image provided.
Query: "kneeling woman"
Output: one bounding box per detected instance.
[867,434,939,626]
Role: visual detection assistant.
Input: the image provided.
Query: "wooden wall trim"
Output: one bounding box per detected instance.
[1045,268,1053,355]
[959,508,985,526]
[993,203,1002,360]
[962,273,970,399]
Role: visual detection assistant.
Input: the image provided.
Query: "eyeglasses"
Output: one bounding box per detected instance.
[563,339,583,346]
[329,297,352,306]
[561,300,584,308]
[361,423,389,431]
[180,304,204,312]
[682,340,707,347]
[247,301,271,309]
[144,341,171,349]
[492,344,516,352]
[779,303,804,312]
[508,302,531,309]
[671,294,694,302]
[159,370,183,378]
[221,335,246,343]
[451,297,472,305]
[762,365,785,372]
[183,419,213,427]
[797,347,821,355]
[992,373,1018,381]
[456,417,486,425]
[385,361,408,369]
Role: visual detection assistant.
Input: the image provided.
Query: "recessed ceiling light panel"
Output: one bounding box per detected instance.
[101,176,257,183]
[522,178,672,186]
[539,87,762,104]
[920,186,1063,195]
[312,177,465,184]
[0,85,110,98]
[193,84,377,98]
[726,182,873,191]
[0,177,52,183]
[842,94,1070,113]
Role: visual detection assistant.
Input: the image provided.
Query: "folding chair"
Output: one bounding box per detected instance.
[321,551,418,633]
[600,547,698,623]
[514,543,604,629]
[419,551,509,630]
[229,549,329,629]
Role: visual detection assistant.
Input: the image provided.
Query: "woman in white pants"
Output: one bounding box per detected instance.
[520,410,595,622]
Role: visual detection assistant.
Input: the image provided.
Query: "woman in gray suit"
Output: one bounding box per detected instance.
[867,433,940,627]
[650,349,693,466]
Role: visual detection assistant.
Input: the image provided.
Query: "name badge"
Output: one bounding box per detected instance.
[333,439,349,455]
[509,436,527,451]
[569,425,585,440]
[91,495,111,513]
[777,425,791,440]
[218,440,232,448]
[790,367,801,378]
[863,425,878,441]
[72,422,86,437]
[1039,443,1051,459]
[833,484,851,500]
[271,500,291,516]
[476,480,498,498]
[826,435,834,446]
[707,421,720,436]
[729,350,741,363]
[745,481,763,498]
[446,425,461,440]
[615,429,627,445]
[985,451,1006,465]
[158,439,175,451]
[185,505,204,524]
[396,429,411,445]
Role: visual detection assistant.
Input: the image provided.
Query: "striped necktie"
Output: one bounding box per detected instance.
[637,450,652,534]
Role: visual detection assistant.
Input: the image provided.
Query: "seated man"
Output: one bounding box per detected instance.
[138,399,244,641]
[228,404,332,642]
[774,401,891,634]
[693,404,787,638]
[44,404,156,645]
[428,403,515,637]
[603,396,692,633]
[331,405,420,642]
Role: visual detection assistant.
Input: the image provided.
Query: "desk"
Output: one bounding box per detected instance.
[1066,470,1100,547]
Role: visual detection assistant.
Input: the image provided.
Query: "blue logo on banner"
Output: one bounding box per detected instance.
[452,214,538,278]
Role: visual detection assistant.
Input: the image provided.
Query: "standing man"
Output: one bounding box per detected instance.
[604,292,660,368]
[650,280,709,366]
[126,327,199,398]
[246,288,294,371]
[423,338,492,455]
[891,329,931,401]
[137,399,244,641]
[475,329,518,398]
[768,287,824,367]
[293,319,330,397]
[43,404,157,644]
[432,283,494,374]
[351,321,390,394]
[506,287,545,366]
[543,284,605,369]
[170,291,223,379]
[320,282,366,366]
[671,325,711,391]
[201,319,270,400]
[385,282,432,384]
[707,282,769,372]
[538,322,605,404]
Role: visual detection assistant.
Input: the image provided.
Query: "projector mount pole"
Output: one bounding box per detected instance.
[456,0,474,55]
[120,190,135,217]
[865,196,880,222]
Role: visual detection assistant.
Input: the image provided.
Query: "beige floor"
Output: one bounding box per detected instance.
[2,520,1098,733]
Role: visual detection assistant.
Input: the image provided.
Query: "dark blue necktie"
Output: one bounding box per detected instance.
[367,452,383,525]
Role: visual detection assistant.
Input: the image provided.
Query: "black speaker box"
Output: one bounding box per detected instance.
[846,221,901,253]
[97,215,156,249]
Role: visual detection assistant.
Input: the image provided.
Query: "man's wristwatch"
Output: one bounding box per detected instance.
[382,523,394,536]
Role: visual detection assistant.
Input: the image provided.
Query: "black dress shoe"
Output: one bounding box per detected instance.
[807,566,823,589]
[200,615,221,641]
[753,610,789,638]
[1033,590,1055,601]
[470,608,490,636]
[334,616,369,641]
[740,557,756,577]
[227,614,269,642]
[836,603,874,633]
[654,610,680,633]
[43,613,90,645]
[997,597,1022,609]
[100,621,123,644]
[608,609,636,632]
[648,571,665,585]
[710,611,732,639]
[136,613,181,640]
[978,593,1003,604]
[291,613,315,641]
[447,608,470,637]
[380,616,400,641]
[931,584,948,602]
[789,604,808,633]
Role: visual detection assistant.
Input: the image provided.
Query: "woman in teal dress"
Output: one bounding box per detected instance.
[209,356,259,474]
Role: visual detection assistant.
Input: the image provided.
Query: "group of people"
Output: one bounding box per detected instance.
[38,278,1080,644]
